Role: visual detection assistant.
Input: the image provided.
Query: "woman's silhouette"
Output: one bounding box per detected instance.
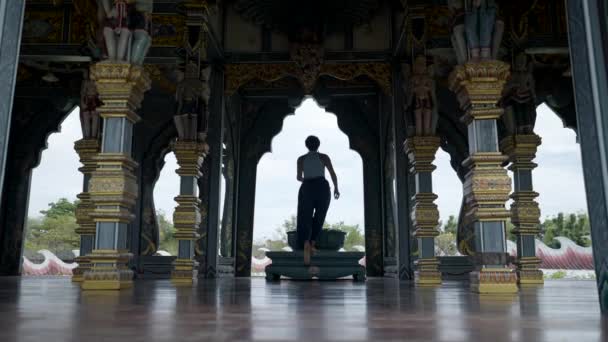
[296,135,340,265]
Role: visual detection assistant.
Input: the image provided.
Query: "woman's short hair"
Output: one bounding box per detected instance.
[305,135,320,151]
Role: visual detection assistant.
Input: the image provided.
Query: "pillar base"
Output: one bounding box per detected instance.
[71,256,92,283]
[81,250,133,291]
[415,270,442,286]
[171,259,198,286]
[415,258,442,286]
[470,268,518,294]
[517,269,544,286]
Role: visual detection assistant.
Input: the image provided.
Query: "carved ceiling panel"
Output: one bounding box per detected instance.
[233,0,382,36]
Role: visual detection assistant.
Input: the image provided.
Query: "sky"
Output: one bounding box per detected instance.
[28,101,588,242]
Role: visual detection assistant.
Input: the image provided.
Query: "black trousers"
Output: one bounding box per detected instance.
[296,177,331,249]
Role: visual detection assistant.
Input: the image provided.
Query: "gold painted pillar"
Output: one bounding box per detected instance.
[404,136,442,286]
[81,63,151,290]
[449,61,517,294]
[501,134,543,286]
[72,139,99,282]
[171,141,207,285]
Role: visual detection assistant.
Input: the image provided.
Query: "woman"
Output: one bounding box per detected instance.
[296,136,340,265]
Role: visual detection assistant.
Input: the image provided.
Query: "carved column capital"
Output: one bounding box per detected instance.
[90,62,152,123]
[500,134,542,170]
[404,136,441,173]
[448,61,511,123]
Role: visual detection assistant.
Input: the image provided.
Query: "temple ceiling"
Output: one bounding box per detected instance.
[233,0,383,37]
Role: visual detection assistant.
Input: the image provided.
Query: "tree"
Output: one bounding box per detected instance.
[25,198,79,255]
[157,210,178,255]
[40,198,78,218]
[440,215,457,235]
[324,221,365,251]
[540,212,591,248]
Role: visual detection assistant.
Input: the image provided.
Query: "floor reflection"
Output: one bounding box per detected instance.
[0,277,604,341]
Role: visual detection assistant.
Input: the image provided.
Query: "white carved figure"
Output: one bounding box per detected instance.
[99,0,132,62]
[80,77,102,139]
[98,0,152,64]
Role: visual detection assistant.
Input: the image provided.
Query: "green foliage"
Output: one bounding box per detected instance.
[546,270,567,279]
[540,212,591,248]
[440,215,457,235]
[325,221,365,251]
[25,198,79,254]
[157,210,178,256]
[40,198,78,218]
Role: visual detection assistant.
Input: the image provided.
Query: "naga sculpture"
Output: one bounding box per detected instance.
[79,76,102,139]
[405,56,438,137]
[98,0,152,64]
[174,62,211,142]
[449,0,504,62]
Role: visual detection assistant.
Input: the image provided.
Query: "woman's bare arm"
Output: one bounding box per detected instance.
[296,156,304,182]
[321,154,340,199]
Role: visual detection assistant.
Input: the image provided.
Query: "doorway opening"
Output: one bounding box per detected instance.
[23,107,81,276]
[251,98,364,275]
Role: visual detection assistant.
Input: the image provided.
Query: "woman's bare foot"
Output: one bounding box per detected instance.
[303,241,311,265]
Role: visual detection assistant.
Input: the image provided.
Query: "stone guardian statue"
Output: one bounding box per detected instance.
[129,0,153,65]
[174,63,211,142]
[406,56,438,137]
[450,0,504,62]
[502,53,536,134]
[80,76,103,139]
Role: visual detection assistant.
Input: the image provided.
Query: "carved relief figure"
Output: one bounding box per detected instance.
[289,27,324,93]
[98,0,152,64]
[406,56,438,137]
[80,77,102,139]
[174,63,211,141]
[449,0,504,62]
[503,53,536,134]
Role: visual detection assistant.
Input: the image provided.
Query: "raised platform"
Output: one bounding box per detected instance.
[265,251,366,281]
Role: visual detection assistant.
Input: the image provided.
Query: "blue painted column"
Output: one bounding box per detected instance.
[0,1,25,201]
[566,0,608,313]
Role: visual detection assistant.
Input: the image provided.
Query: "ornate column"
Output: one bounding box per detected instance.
[170,141,207,285]
[449,62,517,294]
[501,134,543,285]
[404,136,442,286]
[170,62,210,285]
[72,139,100,282]
[81,63,151,290]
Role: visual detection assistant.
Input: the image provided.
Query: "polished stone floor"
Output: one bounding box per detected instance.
[0,277,605,342]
